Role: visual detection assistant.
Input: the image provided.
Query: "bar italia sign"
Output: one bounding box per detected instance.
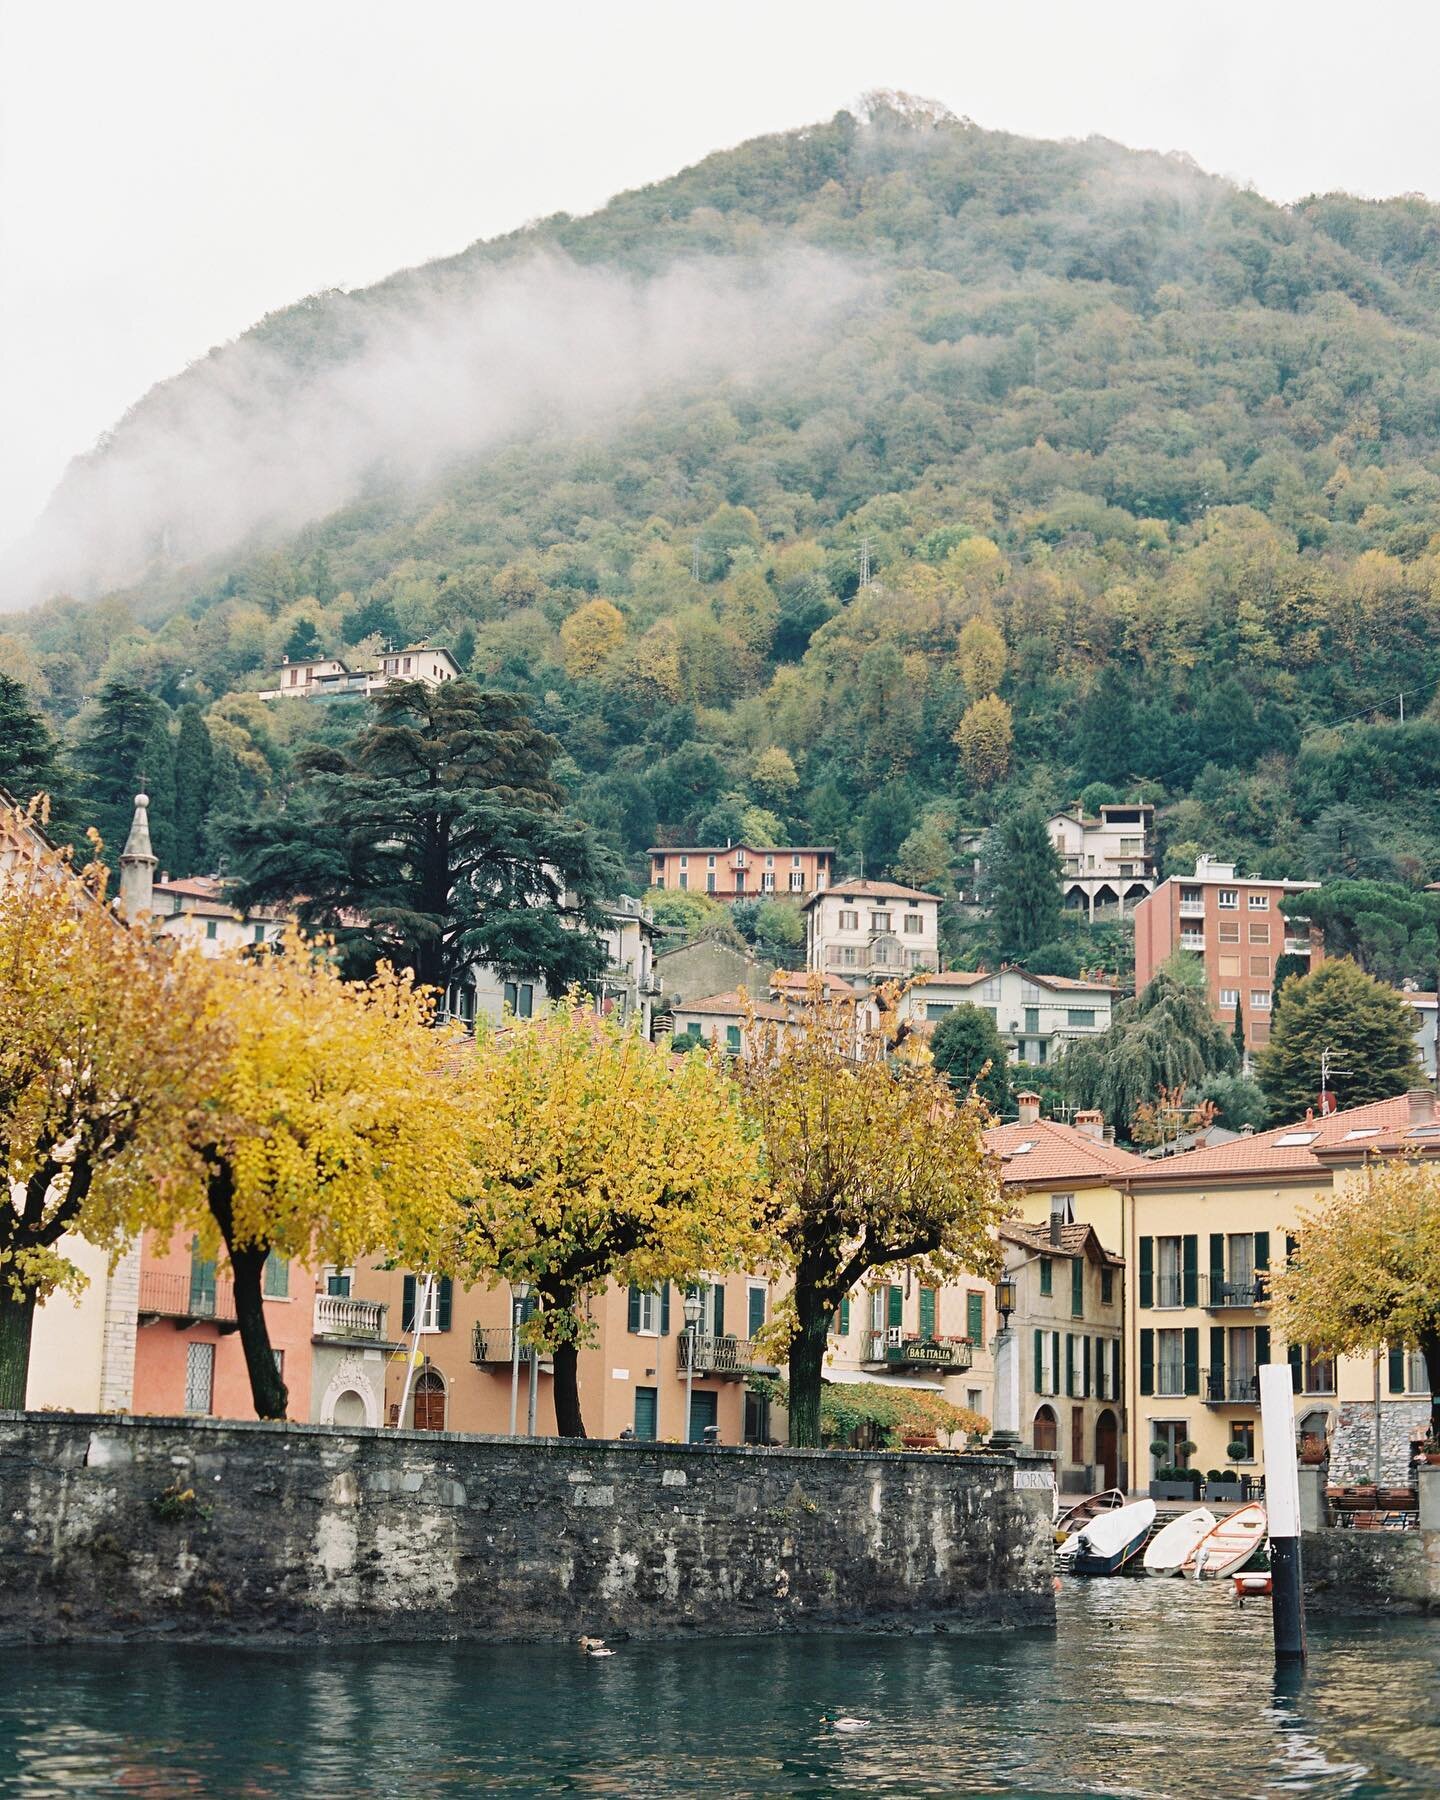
[899,1339,958,1363]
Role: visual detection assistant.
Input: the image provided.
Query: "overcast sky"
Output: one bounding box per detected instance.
[4,0,1440,556]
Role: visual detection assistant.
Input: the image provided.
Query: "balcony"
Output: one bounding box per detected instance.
[1204,1275,1267,1310]
[1204,1368,1259,1405]
[1179,932,1205,951]
[1283,937,1312,957]
[676,1333,775,1378]
[861,1330,974,1372]
[1179,897,1205,918]
[138,1269,238,1332]
[313,1293,388,1340]
[471,1323,554,1369]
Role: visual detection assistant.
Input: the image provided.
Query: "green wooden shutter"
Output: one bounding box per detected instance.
[1034,1329,1044,1394]
[1389,1346,1406,1393]
[1071,1257,1084,1317]
[1039,1258,1053,1297]
[1255,1324,1270,1370]
[887,1284,903,1329]
[1288,1343,1302,1390]
[839,1296,850,1335]
[1139,1237,1153,1309]
[437,1277,453,1332]
[1254,1231,1270,1273]
[1139,1328,1154,1396]
[402,1274,416,1332]
[1182,1236,1199,1308]
[748,1286,766,1337]
[628,1284,641,1332]
[1051,1331,1061,1396]
[1210,1326,1225,1394]
[966,1291,984,1342]
[1209,1233,1225,1300]
[918,1287,936,1339]
[1183,1327,1200,1396]
[712,1282,725,1337]
[1065,1334,1075,1396]
[189,1239,217,1311]
[262,1254,289,1299]
[1082,1335,1092,1398]
[660,1284,671,1334]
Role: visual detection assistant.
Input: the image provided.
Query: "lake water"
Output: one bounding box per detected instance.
[1,1580,1436,1797]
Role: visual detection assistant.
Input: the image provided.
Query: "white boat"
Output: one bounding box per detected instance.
[1188,1503,1267,1579]
[1070,1498,1156,1576]
[1142,1506,1217,1575]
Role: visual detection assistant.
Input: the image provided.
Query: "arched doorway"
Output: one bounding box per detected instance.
[413,1369,446,1432]
[1033,1404,1058,1453]
[1095,1408,1119,1489]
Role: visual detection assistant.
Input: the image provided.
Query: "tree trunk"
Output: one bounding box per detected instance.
[552,1340,586,1438]
[1423,1333,1440,1445]
[0,1284,37,1411]
[787,1304,832,1448]
[229,1245,289,1421]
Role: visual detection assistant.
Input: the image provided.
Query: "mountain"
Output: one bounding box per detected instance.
[8,92,1440,950]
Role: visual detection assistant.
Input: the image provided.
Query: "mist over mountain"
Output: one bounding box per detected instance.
[9,94,1440,943]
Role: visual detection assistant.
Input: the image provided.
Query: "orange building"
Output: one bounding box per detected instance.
[355,1262,783,1445]
[1132,856,1321,1051]
[648,843,834,901]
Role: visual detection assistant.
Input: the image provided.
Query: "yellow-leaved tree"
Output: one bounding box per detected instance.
[155,934,480,1420]
[560,599,627,678]
[458,999,763,1437]
[739,987,1005,1447]
[1271,1157,1440,1443]
[953,693,1013,789]
[0,806,216,1407]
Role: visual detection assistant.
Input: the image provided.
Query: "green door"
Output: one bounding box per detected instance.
[634,1387,658,1441]
[688,1390,718,1443]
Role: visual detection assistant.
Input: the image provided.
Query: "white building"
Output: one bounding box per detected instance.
[1048,802,1155,919]
[898,966,1118,1068]
[258,643,460,701]
[461,895,660,1036]
[1401,988,1438,1079]
[804,879,941,990]
[153,874,290,955]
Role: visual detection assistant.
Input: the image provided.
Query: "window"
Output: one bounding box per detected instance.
[918,1286,938,1340]
[678,873,688,890]
[789,872,804,892]
[839,946,857,968]
[903,913,923,935]
[1036,1330,1056,1395]
[1218,922,1240,943]
[907,950,926,970]
[792,855,801,867]
[839,910,858,930]
[262,1254,289,1299]
[326,1269,352,1297]
[967,1388,983,1414]
[1156,1328,1185,1396]
[743,1391,770,1445]
[502,982,534,1019]
[1274,1130,1319,1146]
[205,920,218,941]
[1101,1266,1114,1305]
[184,1342,215,1416]
[1248,922,1270,944]
[747,1285,767,1337]
[762,873,775,892]
[765,855,774,868]
[925,1003,954,1021]
[252,923,266,944]
[870,911,891,931]
[1024,1008,1039,1033]
[1218,889,1238,909]
[1249,957,1270,978]
[1039,1257,1053,1296]
[1218,988,1239,1008]
[1231,1420,1256,1460]
[1301,1346,1336,1394]
[707,855,716,869]
[1067,1009,1095,1027]
[679,855,688,868]
[706,874,716,893]
[1071,1405,1085,1464]
[966,1291,984,1343]
[1250,991,1271,1011]
[1218,957,1241,980]
[1248,893,1268,910]
[734,851,746,867]
[402,656,412,674]
[725,1024,741,1053]
[1156,1235,1183,1308]
[1070,1257,1084,1317]
[628,1285,669,1335]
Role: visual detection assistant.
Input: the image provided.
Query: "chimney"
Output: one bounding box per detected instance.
[1016,1091,1041,1125]
[1408,1088,1435,1125]
[117,792,156,923]
[1241,1123,1255,1135]
[1074,1108,1104,1144]
[1049,1194,1064,1247]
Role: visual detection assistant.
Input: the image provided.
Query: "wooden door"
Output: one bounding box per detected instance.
[1096,1409,1119,1489]
[413,1372,446,1432]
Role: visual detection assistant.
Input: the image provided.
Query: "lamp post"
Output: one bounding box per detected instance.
[991,1275,1021,1448]
[682,1289,703,1444]
[509,1280,530,1438]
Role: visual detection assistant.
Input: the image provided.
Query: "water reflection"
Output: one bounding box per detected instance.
[0,1581,1436,1796]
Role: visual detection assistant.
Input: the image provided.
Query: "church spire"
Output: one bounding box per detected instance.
[118,792,156,922]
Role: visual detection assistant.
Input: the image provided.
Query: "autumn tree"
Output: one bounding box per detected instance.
[560,599,627,678]
[751,745,800,806]
[156,935,478,1419]
[956,615,1006,699]
[1257,957,1421,1120]
[740,990,1003,1447]
[1272,1158,1440,1441]
[0,807,215,1407]
[953,693,1013,788]
[458,999,762,1436]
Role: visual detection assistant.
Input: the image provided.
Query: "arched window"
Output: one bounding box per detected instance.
[1033,1404,1058,1454]
[413,1368,446,1432]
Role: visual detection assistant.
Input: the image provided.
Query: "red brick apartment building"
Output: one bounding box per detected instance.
[648,843,834,901]
[1133,856,1321,1051]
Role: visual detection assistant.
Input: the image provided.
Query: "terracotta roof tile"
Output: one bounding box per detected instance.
[802,878,938,908]
[1128,1094,1423,1181]
[1000,1218,1124,1267]
[985,1117,1148,1183]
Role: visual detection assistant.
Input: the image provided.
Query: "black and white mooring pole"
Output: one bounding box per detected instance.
[1261,1361,1307,1665]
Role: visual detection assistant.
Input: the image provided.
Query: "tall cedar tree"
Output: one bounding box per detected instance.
[1256,956,1421,1119]
[0,674,70,826]
[226,679,616,992]
[1232,992,1246,1062]
[138,717,177,874]
[981,806,1063,959]
[73,678,167,861]
[927,1003,1014,1115]
[172,704,215,875]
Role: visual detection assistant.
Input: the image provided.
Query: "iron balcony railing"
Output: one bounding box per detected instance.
[861,1329,974,1372]
[313,1294,388,1339]
[1204,1367,1259,1404]
[471,1323,554,1368]
[1204,1275,1268,1309]
[676,1333,772,1375]
[138,1268,237,1325]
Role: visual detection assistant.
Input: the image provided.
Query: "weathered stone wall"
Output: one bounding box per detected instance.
[0,1412,1056,1644]
[1329,1399,1429,1487]
[1304,1528,1440,1616]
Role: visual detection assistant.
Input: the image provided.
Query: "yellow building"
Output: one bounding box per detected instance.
[824,1270,996,1436]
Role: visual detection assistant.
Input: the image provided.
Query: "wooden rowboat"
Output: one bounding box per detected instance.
[1070,1499,1156,1576]
[1188,1503,1267,1579]
[1055,1488,1126,1542]
[1142,1506,1216,1575]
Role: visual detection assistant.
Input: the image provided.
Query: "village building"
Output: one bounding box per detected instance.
[898,966,1117,1068]
[1047,801,1156,919]
[824,1271,995,1439]
[1132,855,1321,1051]
[647,842,834,900]
[463,894,660,1036]
[152,873,290,955]
[257,643,460,702]
[804,878,941,989]
[652,932,766,1031]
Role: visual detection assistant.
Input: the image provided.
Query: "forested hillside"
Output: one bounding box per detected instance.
[8,94,1440,972]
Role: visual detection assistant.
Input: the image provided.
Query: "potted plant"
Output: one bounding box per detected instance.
[1148,1439,1200,1501]
[1297,1431,1327,1466]
[1208,1439,1248,1501]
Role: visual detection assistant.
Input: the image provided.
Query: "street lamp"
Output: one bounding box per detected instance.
[682,1289,703,1444]
[995,1277,1017,1326]
[991,1274,1021,1449]
[509,1280,531,1438]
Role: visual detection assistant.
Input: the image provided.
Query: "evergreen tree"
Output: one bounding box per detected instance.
[172,704,215,875]
[451,624,476,672]
[203,750,246,869]
[284,618,324,662]
[859,782,916,876]
[308,549,337,605]
[1075,669,1136,787]
[1256,957,1421,1120]
[226,679,618,992]
[1232,992,1246,1063]
[73,678,167,860]
[980,807,1063,959]
[138,718,177,874]
[1198,677,1263,769]
[928,1004,1013,1115]
[0,673,69,822]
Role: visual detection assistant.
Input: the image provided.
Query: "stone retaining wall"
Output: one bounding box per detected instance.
[1304,1528,1440,1615]
[0,1412,1056,1644]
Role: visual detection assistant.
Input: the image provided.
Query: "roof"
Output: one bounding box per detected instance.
[912,968,1116,996]
[771,970,855,997]
[801,878,938,910]
[1128,1094,1430,1182]
[646,842,835,857]
[986,1117,1149,1185]
[669,989,789,1023]
[1000,1218,1124,1268]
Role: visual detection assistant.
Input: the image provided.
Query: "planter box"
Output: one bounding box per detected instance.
[1149,1480,1201,1501]
[1206,1479,1244,1501]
